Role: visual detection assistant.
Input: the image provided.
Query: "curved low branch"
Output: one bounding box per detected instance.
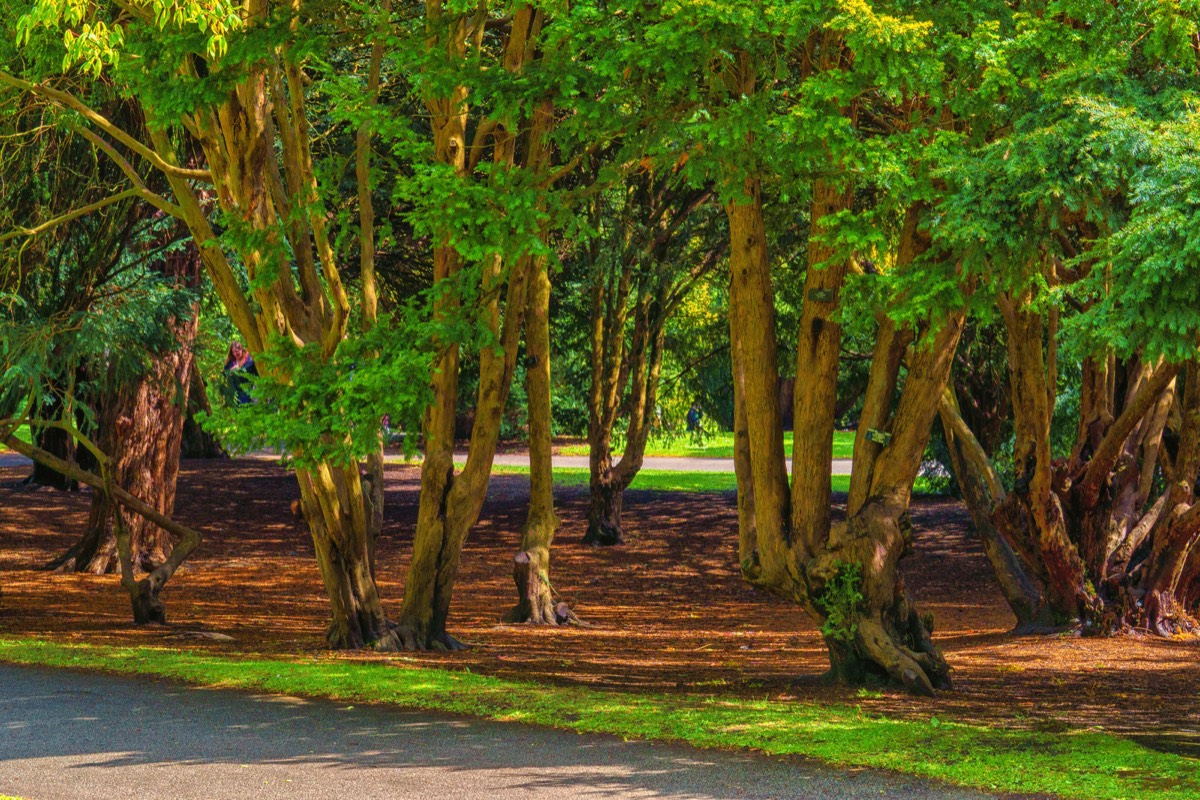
[0,189,146,243]
[72,125,183,218]
[0,70,213,182]
[3,433,202,604]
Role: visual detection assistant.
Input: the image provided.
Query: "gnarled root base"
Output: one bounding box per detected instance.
[808,512,953,696]
[583,520,622,547]
[1141,591,1199,638]
[130,579,167,626]
[817,588,951,696]
[503,550,580,625]
[383,619,469,652]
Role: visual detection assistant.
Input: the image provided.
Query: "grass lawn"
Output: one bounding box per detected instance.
[557,430,857,460]
[0,638,1195,800]
[0,425,31,452]
[488,464,768,493]
[487,465,944,496]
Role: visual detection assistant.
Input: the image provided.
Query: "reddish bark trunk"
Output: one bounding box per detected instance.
[48,241,202,575]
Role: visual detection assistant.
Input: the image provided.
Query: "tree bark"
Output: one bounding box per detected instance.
[5,432,202,625]
[725,176,961,693]
[507,252,576,624]
[791,177,853,551]
[726,176,791,580]
[49,240,202,575]
[181,368,226,459]
[938,389,1056,630]
[398,5,546,647]
[944,280,1200,637]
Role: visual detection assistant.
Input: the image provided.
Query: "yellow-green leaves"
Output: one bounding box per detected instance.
[16,0,241,74]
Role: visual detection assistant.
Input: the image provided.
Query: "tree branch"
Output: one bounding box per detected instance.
[0,70,212,182]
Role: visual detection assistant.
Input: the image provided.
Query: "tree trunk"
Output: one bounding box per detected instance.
[49,242,202,574]
[944,282,1199,638]
[584,294,665,546]
[295,462,395,649]
[585,463,625,546]
[7,433,202,625]
[25,393,82,490]
[1136,364,1200,635]
[938,389,1056,631]
[507,252,576,624]
[726,177,791,580]
[181,368,226,459]
[807,314,964,694]
[726,178,960,693]
[791,177,853,550]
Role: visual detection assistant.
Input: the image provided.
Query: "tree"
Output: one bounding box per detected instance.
[633,0,970,693]
[400,2,584,639]
[5,0,433,649]
[934,3,1200,634]
[49,232,204,575]
[574,173,725,545]
[1,210,205,622]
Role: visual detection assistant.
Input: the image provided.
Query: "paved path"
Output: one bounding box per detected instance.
[1,451,855,475]
[477,453,855,475]
[0,665,1022,800]
[0,453,28,469]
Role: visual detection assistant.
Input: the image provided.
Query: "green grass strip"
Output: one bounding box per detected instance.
[489,464,750,493]
[0,637,1193,799]
[556,430,857,461]
[488,465,944,497]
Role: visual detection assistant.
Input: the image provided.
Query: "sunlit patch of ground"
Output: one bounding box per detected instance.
[1,459,1197,755]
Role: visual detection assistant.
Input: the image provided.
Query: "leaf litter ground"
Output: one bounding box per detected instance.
[0,457,1196,759]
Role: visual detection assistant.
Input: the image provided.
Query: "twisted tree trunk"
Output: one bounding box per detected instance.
[728,181,961,694]
[49,241,202,575]
[944,283,1200,637]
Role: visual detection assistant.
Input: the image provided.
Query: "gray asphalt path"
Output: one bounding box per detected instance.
[0,453,27,469]
[0,665,1024,800]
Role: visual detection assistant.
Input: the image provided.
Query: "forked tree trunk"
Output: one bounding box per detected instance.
[728,176,960,694]
[944,279,1200,637]
[812,314,963,693]
[581,174,716,546]
[397,5,548,648]
[399,244,531,648]
[584,291,666,546]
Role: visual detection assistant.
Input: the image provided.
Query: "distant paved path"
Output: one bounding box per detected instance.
[477,453,855,475]
[0,665,1024,800]
[1,452,856,475]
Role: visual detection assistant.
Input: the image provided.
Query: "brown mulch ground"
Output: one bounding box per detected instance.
[1,457,1198,757]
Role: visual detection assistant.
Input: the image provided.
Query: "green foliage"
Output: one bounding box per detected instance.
[816,562,864,644]
[200,308,442,469]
